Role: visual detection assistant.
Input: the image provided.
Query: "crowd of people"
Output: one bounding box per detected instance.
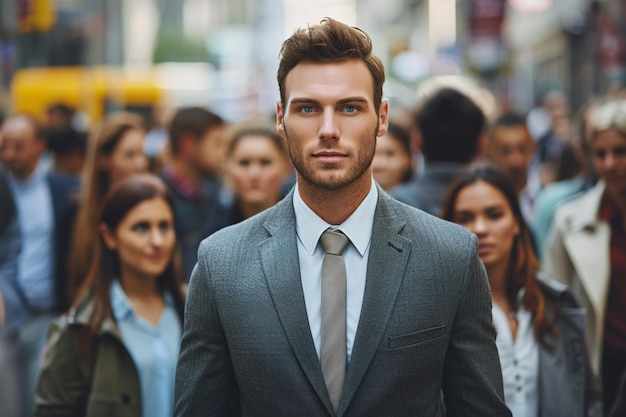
[0,16,625,417]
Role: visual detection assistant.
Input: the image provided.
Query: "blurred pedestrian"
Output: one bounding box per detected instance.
[442,164,600,417]
[532,98,602,260]
[35,173,186,417]
[144,107,169,173]
[545,98,626,414]
[45,126,87,178]
[67,112,148,304]
[175,18,509,417]
[530,91,574,186]
[391,87,486,216]
[487,112,541,225]
[159,107,227,281]
[208,124,291,235]
[0,114,80,416]
[371,121,415,192]
[45,103,75,130]
[0,163,24,417]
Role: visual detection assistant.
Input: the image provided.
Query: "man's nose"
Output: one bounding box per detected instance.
[319,110,340,141]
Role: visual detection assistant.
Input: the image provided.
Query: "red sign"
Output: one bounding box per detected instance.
[469,0,506,38]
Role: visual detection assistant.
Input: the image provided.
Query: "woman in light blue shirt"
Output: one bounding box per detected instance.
[442,165,600,417]
[35,173,186,417]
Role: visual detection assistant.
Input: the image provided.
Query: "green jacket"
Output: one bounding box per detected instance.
[35,292,142,417]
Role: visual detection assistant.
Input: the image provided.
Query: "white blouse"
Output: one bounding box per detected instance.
[492,302,539,417]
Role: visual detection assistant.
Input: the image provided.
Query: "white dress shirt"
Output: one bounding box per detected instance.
[293,182,377,361]
[492,299,539,417]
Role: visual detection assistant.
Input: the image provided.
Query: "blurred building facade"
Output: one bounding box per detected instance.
[1,0,625,122]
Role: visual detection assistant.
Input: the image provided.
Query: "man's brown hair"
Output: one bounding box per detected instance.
[168,106,225,156]
[277,18,385,110]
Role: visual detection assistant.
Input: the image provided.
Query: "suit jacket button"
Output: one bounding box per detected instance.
[121,394,131,404]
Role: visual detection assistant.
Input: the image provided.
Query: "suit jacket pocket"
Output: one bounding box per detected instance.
[388,324,446,350]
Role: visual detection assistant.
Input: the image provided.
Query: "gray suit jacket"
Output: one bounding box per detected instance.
[175,187,510,417]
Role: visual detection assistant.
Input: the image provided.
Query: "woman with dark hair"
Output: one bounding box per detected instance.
[441,164,599,417]
[35,173,185,417]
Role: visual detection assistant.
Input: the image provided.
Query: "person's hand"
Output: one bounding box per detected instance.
[0,291,5,328]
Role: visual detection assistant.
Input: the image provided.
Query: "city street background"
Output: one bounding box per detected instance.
[1,0,625,127]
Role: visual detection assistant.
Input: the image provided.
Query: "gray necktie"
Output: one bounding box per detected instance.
[320,229,349,411]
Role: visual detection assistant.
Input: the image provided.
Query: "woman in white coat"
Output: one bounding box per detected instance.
[545,98,626,414]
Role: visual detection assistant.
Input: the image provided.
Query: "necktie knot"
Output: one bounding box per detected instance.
[321,230,349,256]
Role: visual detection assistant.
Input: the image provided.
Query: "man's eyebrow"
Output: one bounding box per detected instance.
[288,96,371,106]
[289,98,320,106]
[337,96,370,105]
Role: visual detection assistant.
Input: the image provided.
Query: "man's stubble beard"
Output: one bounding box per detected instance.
[283,122,378,191]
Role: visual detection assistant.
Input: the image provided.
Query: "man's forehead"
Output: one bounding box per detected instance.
[283,60,375,103]
[492,125,531,142]
[2,118,37,137]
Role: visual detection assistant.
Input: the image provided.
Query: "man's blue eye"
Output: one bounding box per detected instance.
[345,106,357,113]
[301,106,314,114]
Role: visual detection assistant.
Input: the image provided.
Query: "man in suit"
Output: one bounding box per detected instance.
[175,18,510,417]
[0,114,80,416]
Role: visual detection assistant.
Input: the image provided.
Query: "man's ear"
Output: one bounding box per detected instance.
[276,100,286,138]
[35,138,47,155]
[99,223,117,250]
[377,99,389,137]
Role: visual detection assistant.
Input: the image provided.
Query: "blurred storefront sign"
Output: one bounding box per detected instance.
[508,0,553,12]
[18,0,56,32]
[503,0,594,111]
[596,13,626,85]
[467,0,508,74]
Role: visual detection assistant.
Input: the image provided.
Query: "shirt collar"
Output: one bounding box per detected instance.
[293,181,378,256]
[109,280,176,322]
[110,280,134,322]
[7,166,46,188]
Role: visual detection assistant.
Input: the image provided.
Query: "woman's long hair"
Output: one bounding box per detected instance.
[441,164,556,345]
[75,173,185,353]
[68,113,146,301]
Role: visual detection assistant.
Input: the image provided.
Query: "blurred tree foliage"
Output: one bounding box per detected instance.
[152,28,209,63]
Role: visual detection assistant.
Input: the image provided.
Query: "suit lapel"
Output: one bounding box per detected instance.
[338,192,412,415]
[259,194,334,414]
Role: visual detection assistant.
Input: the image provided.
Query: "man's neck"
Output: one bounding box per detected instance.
[9,168,39,183]
[297,178,372,225]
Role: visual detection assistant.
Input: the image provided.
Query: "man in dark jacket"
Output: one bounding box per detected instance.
[0,115,80,416]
